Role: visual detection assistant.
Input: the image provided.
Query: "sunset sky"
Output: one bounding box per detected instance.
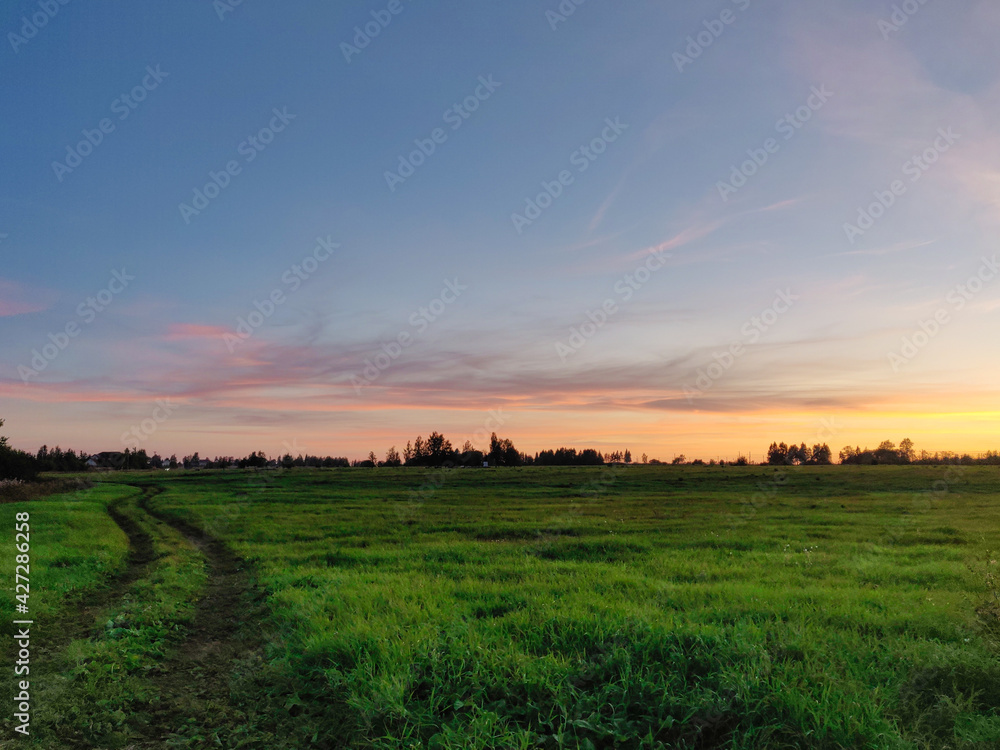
[2,0,999,461]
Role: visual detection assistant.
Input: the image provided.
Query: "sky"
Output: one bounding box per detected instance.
[2,0,999,462]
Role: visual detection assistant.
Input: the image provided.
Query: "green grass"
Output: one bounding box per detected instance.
[4,466,1000,748]
[1,484,207,748]
[0,483,133,623]
[33,497,206,747]
[138,465,1000,748]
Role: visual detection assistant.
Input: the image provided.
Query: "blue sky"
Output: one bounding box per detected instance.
[2,0,999,460]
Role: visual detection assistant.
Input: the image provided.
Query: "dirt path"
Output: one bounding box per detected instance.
[10,484,268,749]
[36,492,157,660]
[126,487,263,748]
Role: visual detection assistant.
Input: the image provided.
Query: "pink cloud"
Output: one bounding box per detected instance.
[0,380,164,404]
[0,279,56,317]
[164,323,234,341]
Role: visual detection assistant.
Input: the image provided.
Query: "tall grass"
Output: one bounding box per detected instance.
[134,465,1000,748]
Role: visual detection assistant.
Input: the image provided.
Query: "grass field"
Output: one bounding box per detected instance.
[2,465,999,748]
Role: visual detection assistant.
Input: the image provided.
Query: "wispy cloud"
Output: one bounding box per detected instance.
[588,174,628,232]
[163,323,234,341]
[827,238,936,258]
[0,279,56,317]
[623,219,724,263]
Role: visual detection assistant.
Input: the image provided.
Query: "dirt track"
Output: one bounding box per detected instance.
[36,493,157,661]
[126,487,260,747]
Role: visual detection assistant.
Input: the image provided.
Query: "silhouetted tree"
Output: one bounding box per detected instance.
[787,443,810,465]
[488,432,521,467]
[875,440,898,464]
[809,444,832,465]
[456,440,485,467]
[899,438,915,463]
[412,435,426,461]
[767,442,789,465]
[426,432,452,463]
[838,438,920,465]
[0,419,40,481]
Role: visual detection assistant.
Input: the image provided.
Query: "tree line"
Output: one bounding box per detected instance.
[838,439,1000,465]
[766,442,834,465]
[352,433,630,469]
[4,416,1000,482]
[0,423,632,478]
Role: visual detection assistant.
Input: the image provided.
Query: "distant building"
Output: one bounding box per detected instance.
[88,452,126,470]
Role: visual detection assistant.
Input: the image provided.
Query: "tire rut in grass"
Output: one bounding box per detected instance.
[37,494,157,659]
[131,487,263,748]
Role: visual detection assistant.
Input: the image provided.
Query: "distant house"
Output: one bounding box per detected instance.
[88,452,125,470]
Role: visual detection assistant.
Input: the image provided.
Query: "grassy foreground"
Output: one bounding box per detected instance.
[3,465,1000,748]
[0,484,207,747]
